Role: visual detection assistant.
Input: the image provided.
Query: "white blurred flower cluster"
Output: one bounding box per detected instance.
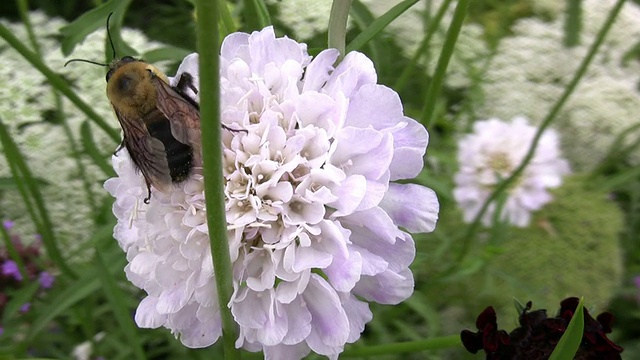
[105,27,439,359]
[454,117,570,227]
[265,0,335,40]
[474,0,640,171]
[0,12,162,252]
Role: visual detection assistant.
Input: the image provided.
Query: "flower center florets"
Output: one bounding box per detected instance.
[222,68,333,257]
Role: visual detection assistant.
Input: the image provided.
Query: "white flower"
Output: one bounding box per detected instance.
[105,27,439,359]
[454,117,570,227]
[473,0,640,170]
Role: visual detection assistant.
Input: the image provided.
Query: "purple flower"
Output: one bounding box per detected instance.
[38,271,55,289]
[19,302,30,313]
[2,260,23,281]
[2,220,14,230]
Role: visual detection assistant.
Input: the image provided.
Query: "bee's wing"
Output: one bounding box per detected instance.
[151,77,202,166]
[115,109,172,192]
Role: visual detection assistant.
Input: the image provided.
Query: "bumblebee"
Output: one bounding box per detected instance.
[105,56,202,203]
[65,14,204,203]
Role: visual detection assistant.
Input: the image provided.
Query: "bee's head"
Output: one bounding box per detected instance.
[106,56,141,83]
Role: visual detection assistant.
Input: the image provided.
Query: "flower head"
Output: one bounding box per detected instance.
[39,271,55,289]
[2,260,22,282]
[462,298,623,360]
[454,117,570,227]
[105,26,438,358]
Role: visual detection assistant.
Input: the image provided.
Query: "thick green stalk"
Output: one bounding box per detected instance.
[0,23,119,144]
[195,0,239,358]
[454,0,627,265]
[328,0,353,57]
[419,0,470,128]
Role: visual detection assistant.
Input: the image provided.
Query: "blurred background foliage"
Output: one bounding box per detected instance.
[0,0,639,359]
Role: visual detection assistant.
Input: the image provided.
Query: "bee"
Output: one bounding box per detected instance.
[66,14,221,203]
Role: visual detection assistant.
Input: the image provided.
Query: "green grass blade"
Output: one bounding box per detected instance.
[59,0,133,56]
[95,251,146,360]
[548,298,584,360]
[0,118,75,279]
[564,0,582,48]
[346,0,420,53]
[80,121,117,177]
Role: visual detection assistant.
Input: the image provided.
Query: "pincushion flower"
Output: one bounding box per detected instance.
[105,26,439,359]
[454,117,570,227]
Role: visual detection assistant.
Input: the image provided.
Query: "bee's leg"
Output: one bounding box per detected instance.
[222,123,248,134]
[176,73,198,95]
[177,72,246,134]
[114,141,125,156]
[143,182,152,204]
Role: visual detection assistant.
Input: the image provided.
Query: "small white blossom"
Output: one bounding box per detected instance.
[454,117,570,227]
[105,27,439,359]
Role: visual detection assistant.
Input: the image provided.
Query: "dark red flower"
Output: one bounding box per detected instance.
[461,306,510,359]
[461,298,623,360]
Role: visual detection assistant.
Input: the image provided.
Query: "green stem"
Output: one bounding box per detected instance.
[419,0,470,128]
[341,335,461,357]
[394,0,453,92]
[0,23,119,144]
[453,0,627,266]
[328,0,353,58]
[195,0,239,358]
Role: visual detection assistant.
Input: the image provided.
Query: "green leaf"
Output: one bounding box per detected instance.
[95,250,146,360]
[2,281,40,323]
[0,177,49,190]
[346,0,420,53]
[549,298,585,360]
[80,121,116,177]
[564,0,582,48]
[142,46,193,64]
[60,0,127,56]
[243,0,271,31]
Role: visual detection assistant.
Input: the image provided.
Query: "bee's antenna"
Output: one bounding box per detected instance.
[64,59,109,67]
[106,12,116,60]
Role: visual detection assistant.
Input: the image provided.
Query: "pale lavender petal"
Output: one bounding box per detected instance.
[380,183,439,233]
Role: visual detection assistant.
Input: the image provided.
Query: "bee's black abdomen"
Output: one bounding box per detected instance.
[145,114,193,183]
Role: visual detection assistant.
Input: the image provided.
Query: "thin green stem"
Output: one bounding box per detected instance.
[453,0,627,266]
[328,0,353,58]
[195,0,239,358]
[419,0,470,128]
[394,0,453,92]
[0,23,119,144]
[341,335,461,357]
